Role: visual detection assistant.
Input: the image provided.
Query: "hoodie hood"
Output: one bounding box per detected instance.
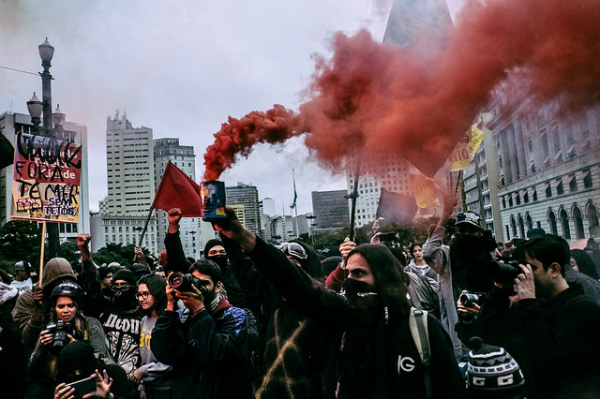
[291,239,324,282]
[41,258,76,297]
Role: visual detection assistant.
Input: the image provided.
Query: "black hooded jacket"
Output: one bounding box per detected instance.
[221,235,332,399]
[241,238,466,399]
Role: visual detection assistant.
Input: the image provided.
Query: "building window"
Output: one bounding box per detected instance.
[560,209,571,239]
[511,217,517,237]
[526,214,533,232]
[508,196,513,207]
[568,174,577,192]
[524,191,529,203]
[556,179,564,195]
[545,182,552,198]
[515,193,521,206]
[583,169,592,189]
[574,207,585,239]
[533,189,538,202]
[549,211,558,235]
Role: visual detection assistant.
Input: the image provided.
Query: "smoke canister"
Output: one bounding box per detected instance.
[200,181,226,221]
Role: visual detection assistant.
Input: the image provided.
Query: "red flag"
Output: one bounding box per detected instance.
[152,161,202,216]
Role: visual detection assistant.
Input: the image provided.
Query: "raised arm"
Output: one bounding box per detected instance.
[164,208,191,274]
[213,209,348,338]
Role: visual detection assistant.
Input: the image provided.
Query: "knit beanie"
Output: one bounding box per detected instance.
[112,269,137,286]
[204,239,224,256]
[466,337,525,398]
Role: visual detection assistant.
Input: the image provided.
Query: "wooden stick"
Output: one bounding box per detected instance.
[39,220,46,281]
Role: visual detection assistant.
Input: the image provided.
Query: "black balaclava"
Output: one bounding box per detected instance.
[111,269,138,310]
[204,239,228,273]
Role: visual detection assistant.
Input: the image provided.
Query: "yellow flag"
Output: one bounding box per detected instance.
[449,124,484,171]
[411,173,439,209]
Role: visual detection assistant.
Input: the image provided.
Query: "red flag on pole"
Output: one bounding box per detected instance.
[152,161,202,216]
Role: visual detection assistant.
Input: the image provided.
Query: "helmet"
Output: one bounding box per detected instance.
[455,211,483,230]
[14,261,32,272]
[50,281,83,308]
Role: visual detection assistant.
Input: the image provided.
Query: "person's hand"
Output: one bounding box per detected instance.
[370,233,382,245]
[134,246,147,265]
[54,382,75,399]
[40,330,54,346]
[456,290,481,315]
[339,239,356,257]
[140,390,147,399]
[77,233,92,248]
[212,207,256,251]
[177,284,205,314]
[83,369,113,399]
[168,208,182,225]
[511,264,535,302]
[130,367,143,385]
[165,284,178,312]
[33,286,44,308]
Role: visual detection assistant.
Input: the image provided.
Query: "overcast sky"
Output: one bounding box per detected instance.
[0,0,463,215]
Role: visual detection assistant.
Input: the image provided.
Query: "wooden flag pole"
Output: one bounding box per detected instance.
[39,220,46,280]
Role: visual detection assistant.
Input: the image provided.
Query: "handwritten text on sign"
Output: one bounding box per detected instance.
[11,133,82,223]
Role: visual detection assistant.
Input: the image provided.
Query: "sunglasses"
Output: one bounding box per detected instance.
[135,292,151,300]
[278,242,308,260]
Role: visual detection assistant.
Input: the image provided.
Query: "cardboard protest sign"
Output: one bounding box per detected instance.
[10,132,82,223]
[448,124,484,171]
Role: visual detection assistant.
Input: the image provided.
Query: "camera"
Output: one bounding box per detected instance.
[459,293,482,307]
[167,271,203,293]
[488,257,523,284]
[46,320,77,355]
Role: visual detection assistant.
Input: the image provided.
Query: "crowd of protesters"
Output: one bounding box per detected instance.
[2,200,600,399]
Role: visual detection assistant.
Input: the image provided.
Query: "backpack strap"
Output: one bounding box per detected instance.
[409,307,433,398]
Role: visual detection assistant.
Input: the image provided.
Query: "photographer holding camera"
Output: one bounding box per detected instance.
[151,258,253,399]
[27,281,110,398]
[478,235,600,398]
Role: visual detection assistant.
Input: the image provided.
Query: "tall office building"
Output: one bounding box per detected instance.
[153,138,200,259]
[0,110,90,240]
[345,0,454,228]
[311,190,350,232]
[226,183,262,237]
[92,112,157,254]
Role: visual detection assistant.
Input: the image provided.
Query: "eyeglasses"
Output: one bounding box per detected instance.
[111,283,131,292]
[135,292,151,300]
[278,242,308,260]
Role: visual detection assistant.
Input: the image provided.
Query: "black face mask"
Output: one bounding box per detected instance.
[113,288,137,310]
[344,278,381,328]
[208,255,228,273]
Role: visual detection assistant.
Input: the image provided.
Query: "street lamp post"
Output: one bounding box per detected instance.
[31,38,60,258]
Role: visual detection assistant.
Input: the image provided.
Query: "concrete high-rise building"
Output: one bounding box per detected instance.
[153,138,200,259]
[345,0,454,228]
[311,190,350,233]
[92,112,157,254]
[226,183,262,238]
[462,113,504,238]
[0,110,90,241]
[105,112,155,216]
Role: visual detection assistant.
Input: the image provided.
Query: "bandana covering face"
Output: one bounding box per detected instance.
[208,255,228,273]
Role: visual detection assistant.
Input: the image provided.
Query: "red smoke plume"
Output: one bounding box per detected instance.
[204,0,600,180]
[203,105,302,181]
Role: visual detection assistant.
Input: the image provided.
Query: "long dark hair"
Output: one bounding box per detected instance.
[138,274,167,316]
[570,249,599,280]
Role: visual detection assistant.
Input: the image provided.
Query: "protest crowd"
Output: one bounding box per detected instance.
[2,197,600,399]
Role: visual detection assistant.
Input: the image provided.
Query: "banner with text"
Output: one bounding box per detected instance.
[10,132,82,223]
[449,124,484,171]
